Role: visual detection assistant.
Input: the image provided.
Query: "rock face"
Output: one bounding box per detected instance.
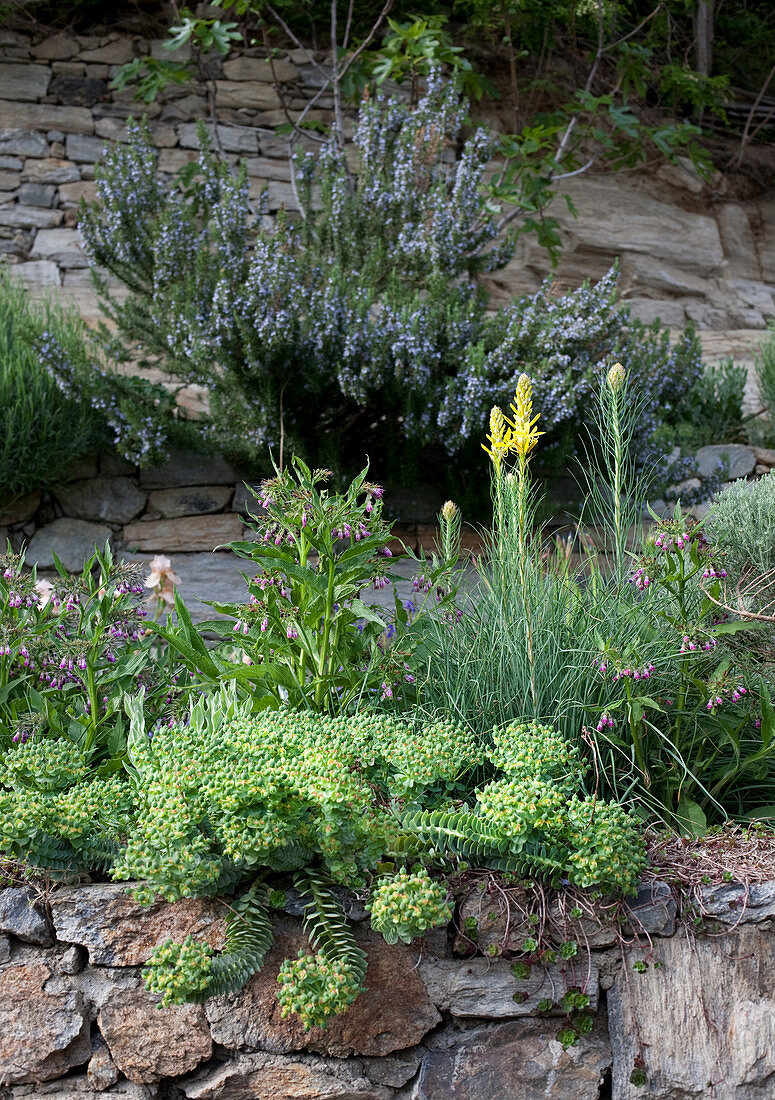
[122,514,244,553]
[206,923,441,1058]
[0,886,54,945]
[608,925,775,1098]
[50,883,227,966]
[695,443,757,480]
[180,1052,392,1100]
[98,980,213,1084]
[415,1019,612,1100]
[55,478,147,525]
[27,516,112,571]
[0,962,91,1084]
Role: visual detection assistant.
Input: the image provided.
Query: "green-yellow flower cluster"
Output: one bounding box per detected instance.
[367,868,452,945]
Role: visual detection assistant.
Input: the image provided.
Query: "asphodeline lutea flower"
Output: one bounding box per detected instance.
[607,362,626,392]
[482,405,514,466]
[507,374,544,459]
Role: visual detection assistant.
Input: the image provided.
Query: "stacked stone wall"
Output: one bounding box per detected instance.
[1,878,775,1098]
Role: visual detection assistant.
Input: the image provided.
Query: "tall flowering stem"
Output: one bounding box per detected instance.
[482,374,543,711]
[604,363,627,577]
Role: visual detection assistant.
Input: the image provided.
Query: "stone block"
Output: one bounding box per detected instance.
[416,1018,612,1100]
[0,491,41,526]
[0,155,22,169]
[0,887,53,945]
[79,38,135,65]
[10,259,61,288]
[622,881,676,937]
[0,168,18,190]
[147,485,232,519]
[18,181,57,207]
[215,80,282,110]
[0,204,63,228]
[625,297,688,327]
[701,880,775,923]
[50,75,108,108]
[138,447,239,489]
[620,252,710,297]
[50,884,227,966]
[31,34,78,60]
[0,128,48,157]
[181,1053,392,1100]
[58,180,98,204]
[123,513,245,553]
[31,227,87,267]
[223,55,298,82]
[22,157,80,184]
[655,155,705,194]
[245,154,292,181]
[0,103,94,135]
[716,203,761,279]
[608,925,775,1099]
[27,517,112,572]
[695,443,756,480]
[206,922,441,1059]
[87,1035,120,1091]
[754,447,775,467]
[0,63,51,102]
[55,477,147,525]
[0,962,91,1084]
[177,121,258,153]
[157,147,199,173]
[99,979,212,1084]
[65,133,104,162]
[418,954,599,1018]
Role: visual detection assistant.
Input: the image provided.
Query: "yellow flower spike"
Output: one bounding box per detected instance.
[507,373,544,459]
[481,405,514,465]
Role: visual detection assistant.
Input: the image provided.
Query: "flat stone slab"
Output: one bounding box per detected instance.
[27,517,112,572]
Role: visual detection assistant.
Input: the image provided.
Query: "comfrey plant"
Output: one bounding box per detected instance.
[155,458,459,713]
[587,367,775,831]
[0,544,182,760]
[39,79,702,486]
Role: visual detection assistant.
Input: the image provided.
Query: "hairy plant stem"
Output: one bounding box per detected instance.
[515,454,538,712]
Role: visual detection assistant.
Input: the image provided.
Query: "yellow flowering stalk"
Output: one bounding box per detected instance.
[481,405,514,472]
[506,373,544,460]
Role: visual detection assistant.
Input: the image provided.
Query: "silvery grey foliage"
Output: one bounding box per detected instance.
[41,76,702,474]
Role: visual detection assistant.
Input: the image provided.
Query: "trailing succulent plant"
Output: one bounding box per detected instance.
[0,690,644,1026]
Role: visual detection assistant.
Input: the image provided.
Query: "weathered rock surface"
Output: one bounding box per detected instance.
[701,880,775,923]
[0,886,53,945]
[415,1019,612,1100]
[9,1079,155,1098]
[27,517,112,572]
[695,443,756,480]
[55,478,147,525]
[123,514,243,553]
[138,449,239,489]
[608,924,775,1099]
[50,883,227,965]
[147,485,232,519]
[180,1052,393,1100]
[0,962,91,1084]
[98,979,213,1084]
[418,954,599,1018]
[206,924,441,1058]
[0,491,40,526]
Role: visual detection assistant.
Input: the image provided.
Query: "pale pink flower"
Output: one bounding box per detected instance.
[34,579,59,609]
[144,555,182,614]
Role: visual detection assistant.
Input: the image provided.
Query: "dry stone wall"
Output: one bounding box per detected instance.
[0,24,773,360]
[1,879,775,1099]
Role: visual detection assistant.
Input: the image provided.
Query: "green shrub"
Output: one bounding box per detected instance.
[0,268,106,501]
[0,689,645,1025]
[39,85,702,499]
[707,472,775,580]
